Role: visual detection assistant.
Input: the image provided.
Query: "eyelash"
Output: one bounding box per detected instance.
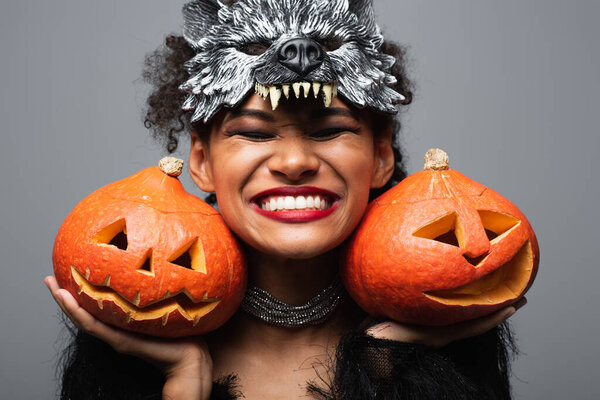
[228,128,356,141]
[228,131,274,141]
[310,128,355,140]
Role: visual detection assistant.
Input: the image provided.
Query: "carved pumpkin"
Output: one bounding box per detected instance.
[343,149,539,326]
[53,157,246,337]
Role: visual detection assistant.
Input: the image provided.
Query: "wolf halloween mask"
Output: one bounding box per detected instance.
[180,0,406,123]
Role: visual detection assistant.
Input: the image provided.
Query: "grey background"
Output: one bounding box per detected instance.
[1,0,598,398]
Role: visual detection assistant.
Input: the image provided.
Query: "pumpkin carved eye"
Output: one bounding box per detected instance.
[412,210,521,247]
[93,219,128,250]
[413,212,460,246]
[477,210,520,244]
[168,238,207,274]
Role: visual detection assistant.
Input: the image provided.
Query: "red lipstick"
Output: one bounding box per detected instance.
[250,186,339,223]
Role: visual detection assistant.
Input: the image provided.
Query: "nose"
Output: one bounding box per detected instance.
[267,138,320,181]
[278,38,324,76]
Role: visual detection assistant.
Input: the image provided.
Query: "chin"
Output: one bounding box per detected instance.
[251,237,343,260]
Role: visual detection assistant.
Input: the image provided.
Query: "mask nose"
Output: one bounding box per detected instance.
[278,38,324,77]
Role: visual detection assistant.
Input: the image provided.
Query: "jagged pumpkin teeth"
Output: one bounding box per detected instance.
[312,81,321,98]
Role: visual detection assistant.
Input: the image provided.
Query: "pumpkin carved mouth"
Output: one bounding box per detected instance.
[70,266,221,326]
[423,240,534,305]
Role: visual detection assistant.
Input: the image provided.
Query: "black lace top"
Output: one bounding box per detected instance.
[58,320,515,400]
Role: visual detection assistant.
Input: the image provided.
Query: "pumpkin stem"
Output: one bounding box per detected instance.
[159,157,184,177]
[424,148,449,171]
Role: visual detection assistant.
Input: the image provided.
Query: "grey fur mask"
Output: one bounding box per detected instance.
[180,0,405,123]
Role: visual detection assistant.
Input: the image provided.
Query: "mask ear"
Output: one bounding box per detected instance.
[189,132,216,193]
[183,0,222,48]
[370,126,395,189]
[348,0,378,33]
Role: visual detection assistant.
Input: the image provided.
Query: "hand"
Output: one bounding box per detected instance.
[44,276,213,400]
[365,298,527,349]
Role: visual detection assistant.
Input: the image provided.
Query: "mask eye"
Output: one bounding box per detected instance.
[413,212,460,247]
[318,36,343,51]
[478,210,520,244]
[93,219,128,251]
[238,42,269,56]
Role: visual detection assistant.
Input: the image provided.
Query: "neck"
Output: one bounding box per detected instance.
[209,246,362,348]
[245,246,340,305]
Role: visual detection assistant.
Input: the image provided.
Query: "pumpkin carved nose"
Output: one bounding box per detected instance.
[454,208,491,260]
[278,38,324,76]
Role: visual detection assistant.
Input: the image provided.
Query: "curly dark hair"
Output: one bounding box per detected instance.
[142,35,414,203]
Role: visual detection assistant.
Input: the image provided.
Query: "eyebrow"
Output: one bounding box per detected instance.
[310,107,359,121]
[224,109,276,123]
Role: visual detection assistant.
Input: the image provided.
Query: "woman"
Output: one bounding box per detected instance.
[46,1,523,399]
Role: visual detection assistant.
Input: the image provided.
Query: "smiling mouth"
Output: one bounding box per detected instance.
[251,187,339,222]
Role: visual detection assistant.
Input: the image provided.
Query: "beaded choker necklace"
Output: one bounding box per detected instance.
[240,276,344,328]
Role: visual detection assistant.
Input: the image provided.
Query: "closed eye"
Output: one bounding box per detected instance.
[310,128,356,140]
[228,131,275,141]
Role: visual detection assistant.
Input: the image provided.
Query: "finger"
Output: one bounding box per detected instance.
[447,306,516,343]
[45,276,76,321]
[58,291,191,365]
[365,321,396,338]
[513,297,527,310]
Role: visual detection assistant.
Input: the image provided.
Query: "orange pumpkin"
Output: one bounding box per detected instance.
[342,149,539,326]
[53,157,246,337]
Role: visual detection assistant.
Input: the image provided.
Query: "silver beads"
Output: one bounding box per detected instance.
[241,277,344,328]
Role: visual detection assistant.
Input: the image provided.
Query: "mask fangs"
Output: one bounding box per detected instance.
[255,81,338,110]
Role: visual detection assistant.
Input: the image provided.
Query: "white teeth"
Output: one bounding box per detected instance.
[292,82,302,98]
[322,84,333,107]
[295,196,306,209]
[284,196,295,209]
[260,195,332,211]
[301,82,311,97]
[282,84,290,99]
[269,86,282,110]
[332,83,337,97]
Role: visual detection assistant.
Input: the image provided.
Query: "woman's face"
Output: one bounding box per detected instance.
[189,93,394,259]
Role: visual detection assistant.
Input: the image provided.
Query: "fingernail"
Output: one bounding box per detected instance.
[507,307,517,317]
[514,298,528,310]
[43,278,50,289]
